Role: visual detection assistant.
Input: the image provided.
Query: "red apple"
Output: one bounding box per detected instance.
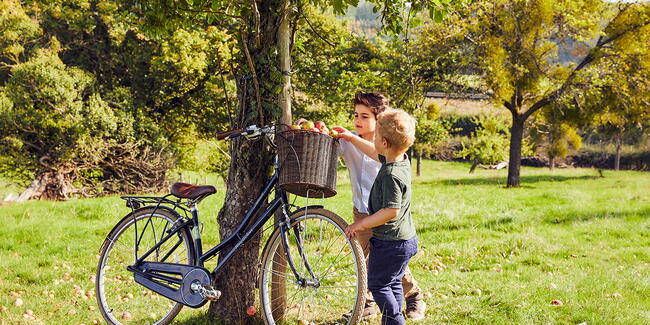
[310,127,320,132]
[314,121,326,131]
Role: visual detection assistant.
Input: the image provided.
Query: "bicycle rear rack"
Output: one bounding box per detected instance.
[121,195,182,209]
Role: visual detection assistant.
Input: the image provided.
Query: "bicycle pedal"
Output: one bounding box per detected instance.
[200,285,221,301]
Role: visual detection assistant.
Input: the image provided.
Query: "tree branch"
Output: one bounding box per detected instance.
[240,30,263,126]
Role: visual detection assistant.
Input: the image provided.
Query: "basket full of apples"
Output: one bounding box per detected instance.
[276,120,340,198]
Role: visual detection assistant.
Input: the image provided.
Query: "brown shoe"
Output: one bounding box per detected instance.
[405,293,426,320]
[342,301,376,320]
[361,301,376,318]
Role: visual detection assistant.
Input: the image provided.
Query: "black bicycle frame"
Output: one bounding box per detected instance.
[130,171,312,282]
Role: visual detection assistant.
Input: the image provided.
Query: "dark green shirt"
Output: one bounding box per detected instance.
[367,154,415,241]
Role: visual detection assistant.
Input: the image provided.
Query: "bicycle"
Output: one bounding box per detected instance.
[95,125,367,325]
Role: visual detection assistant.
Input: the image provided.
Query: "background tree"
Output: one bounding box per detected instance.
[457,113,521,173]
[415,0,650,186]
[0,0,236,199]
[414,103,449,176]
[577,22,650,170]
[0,49,124,201]
[532,120,582,170]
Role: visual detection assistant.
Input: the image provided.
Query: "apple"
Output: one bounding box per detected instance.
[290,125,300,130]
[310,127,320,132]
[330,129,339,138]
[302,121,315,130]
[321,126,329,135]
[314,121,326,131]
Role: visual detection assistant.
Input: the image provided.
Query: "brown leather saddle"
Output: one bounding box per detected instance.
[170,182,216,200]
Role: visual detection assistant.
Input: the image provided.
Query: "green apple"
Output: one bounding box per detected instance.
[302,121,315,130]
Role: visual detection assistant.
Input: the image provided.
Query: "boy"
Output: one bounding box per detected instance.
[335,108,419,325]
[331,92,426,320]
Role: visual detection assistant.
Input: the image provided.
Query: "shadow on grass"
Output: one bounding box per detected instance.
[173,313,263,325]
[425,175,601,186]
[544,208,650,225]
[418,208,650,234]
[418,216,516,234]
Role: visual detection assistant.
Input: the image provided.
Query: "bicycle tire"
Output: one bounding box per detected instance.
[96,207,195,325]
[259,208,367,325]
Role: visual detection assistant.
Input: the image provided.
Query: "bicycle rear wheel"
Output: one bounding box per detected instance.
[96,208,194,325]
[259,208,367,325]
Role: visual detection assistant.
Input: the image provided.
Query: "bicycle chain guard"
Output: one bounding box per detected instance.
[132,262,212,308]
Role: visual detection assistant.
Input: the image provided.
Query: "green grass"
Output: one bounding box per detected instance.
[0,161,649,324]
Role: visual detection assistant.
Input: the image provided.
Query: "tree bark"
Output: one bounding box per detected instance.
[507,115,525,187]
[17,169,74,202]
[208,1,288,322]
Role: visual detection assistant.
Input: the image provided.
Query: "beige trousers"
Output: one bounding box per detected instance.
[353,208,421,303]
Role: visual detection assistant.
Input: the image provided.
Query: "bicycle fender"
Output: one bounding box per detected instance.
[290,205,323,215]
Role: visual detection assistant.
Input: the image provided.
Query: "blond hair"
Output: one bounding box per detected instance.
[376,109,416,152]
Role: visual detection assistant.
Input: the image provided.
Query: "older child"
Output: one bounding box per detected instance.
[338,108,418,325]
[332,92,425,320]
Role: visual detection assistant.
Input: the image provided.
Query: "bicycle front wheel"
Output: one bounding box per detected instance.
[259,208,367,325]
[96,208,194,325]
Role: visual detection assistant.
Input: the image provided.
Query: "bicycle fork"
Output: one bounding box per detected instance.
[278,208,320,288]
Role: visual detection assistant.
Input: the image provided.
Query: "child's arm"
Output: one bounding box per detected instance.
[332,126,380,162]
[345,208,399,239]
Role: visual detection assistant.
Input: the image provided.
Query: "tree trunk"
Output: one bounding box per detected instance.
[271,1,292,320]
[416,149,421,176]
[17,168,74,202]
[549,155,555,171]
[614,133,622,171]
[469,159,479,174]
[507,116,525,187]
[278,0,292,127]
[208,1,288,322]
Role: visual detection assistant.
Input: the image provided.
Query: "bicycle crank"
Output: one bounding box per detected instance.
[130,262,213,308]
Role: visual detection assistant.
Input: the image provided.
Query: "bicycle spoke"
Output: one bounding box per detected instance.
[97,211,191,325]
[260,212,365,325]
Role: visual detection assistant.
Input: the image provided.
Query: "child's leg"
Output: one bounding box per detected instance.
[367,237,418,325]
[401,266,420,297]
[353,208,376,306]
[352,208,373,258]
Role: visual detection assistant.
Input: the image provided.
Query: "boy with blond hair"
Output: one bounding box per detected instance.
[330,92,425,320]
[338,109,418,325]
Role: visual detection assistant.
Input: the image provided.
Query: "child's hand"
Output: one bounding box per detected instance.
[345,221,367,240]
[332,126,354,141]
[294,118,308,126]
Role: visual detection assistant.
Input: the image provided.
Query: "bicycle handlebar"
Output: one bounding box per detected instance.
[216,125,276,141]
[216,128,244,140]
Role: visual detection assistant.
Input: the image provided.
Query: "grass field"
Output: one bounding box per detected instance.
[1,161,649,324]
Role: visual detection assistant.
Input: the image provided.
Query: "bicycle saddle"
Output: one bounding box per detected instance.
[170,183,216,199]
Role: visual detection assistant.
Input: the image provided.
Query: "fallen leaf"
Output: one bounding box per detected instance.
[14,298,24,306]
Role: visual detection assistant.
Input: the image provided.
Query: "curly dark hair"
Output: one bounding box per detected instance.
[352,91,390,117]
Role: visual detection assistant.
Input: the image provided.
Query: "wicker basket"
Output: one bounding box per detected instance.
[276,129,339,198]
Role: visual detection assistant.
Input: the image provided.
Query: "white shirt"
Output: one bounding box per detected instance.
[337,133,381,214]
